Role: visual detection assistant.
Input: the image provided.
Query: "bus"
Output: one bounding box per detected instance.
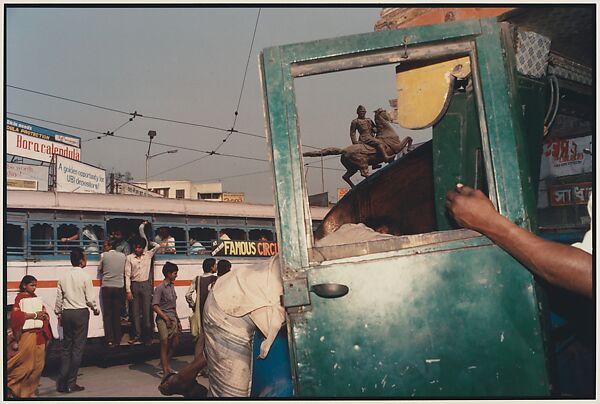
[6,190,330,340]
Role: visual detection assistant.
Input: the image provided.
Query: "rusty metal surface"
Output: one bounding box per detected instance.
[315,141,436,240]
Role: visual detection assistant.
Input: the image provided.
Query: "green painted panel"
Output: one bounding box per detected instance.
[433,91,483,230]
[261,48,309,270]
[292,244,550,397]
[475,20,528,225]
[275,19,482,64]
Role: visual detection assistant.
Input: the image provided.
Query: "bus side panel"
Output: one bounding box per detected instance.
[290,245,550,397]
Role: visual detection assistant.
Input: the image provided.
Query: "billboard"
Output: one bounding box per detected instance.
[117,181,164,198]
[7,179,38,190]
[539,135,592,179]
[6,119,81,162]
[55,156,106,194]
[7,163,49,191]
[222,192,245,203]
[548,182,593,207]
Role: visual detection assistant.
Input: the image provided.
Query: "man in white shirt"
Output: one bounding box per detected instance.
[125,221,161,345]
[54,247,100,394]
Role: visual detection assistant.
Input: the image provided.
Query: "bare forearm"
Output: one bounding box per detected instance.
[480,215,592,297]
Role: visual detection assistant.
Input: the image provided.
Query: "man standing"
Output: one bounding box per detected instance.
[349,105,394,163]
[54,248,100,393]
[125,221,160,345]
[98,240,126,347]
[185,258,217,360]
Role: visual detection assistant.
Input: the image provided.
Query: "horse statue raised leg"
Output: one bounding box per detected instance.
[303,109,413,188]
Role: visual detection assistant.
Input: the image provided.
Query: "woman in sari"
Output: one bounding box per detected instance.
[7,275,53,398]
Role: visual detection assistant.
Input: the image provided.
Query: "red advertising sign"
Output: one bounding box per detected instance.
[548,182,592,206]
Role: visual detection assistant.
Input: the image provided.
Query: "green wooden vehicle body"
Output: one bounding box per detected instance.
[260,18,551,397]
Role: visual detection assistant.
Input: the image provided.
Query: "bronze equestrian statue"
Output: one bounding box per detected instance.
[304,108,413,188]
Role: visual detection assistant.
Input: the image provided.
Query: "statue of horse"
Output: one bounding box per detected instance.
[303,108,413,188]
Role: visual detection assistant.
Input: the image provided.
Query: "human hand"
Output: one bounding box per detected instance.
[165,317,173,327]
[35,311,45,320]
[445,184,499,232]
[93,308,100,316]
[11,342,19,351]
[127,292,134,301]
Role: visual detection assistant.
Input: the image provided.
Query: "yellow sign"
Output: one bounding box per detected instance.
[223,192,245,203]
[7,178,37,190]
[212,240,279,257]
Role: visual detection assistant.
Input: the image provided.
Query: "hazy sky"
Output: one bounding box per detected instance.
[6,7,430,203]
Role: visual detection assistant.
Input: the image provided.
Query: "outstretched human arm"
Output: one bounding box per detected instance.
[446,184,592,297]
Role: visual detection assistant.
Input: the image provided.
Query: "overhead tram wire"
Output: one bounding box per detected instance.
[7,84,322,149]
[212,8,261,154]
[6,111,268,163]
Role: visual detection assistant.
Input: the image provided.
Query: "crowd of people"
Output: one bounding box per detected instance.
[6,186,593,398]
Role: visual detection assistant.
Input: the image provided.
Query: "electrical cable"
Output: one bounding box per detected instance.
[7,86,322,149]
[213,8,261,154]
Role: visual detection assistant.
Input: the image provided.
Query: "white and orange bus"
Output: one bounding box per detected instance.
[5,190,329,340]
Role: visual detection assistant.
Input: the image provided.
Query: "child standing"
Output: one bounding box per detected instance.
[153,262,181,379]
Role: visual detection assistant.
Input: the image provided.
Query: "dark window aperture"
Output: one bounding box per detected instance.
[188,227,217,254]
[176,189,185,199]
[30,223,54,255]
[248,229,274,241]
[220,228,246,241]
[6,224,25,256]
[154,226,186,254]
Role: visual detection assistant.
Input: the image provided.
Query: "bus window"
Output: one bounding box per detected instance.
[30,223,54,255]
[220,228,246,241]
[57,224,80,252]
[248,229,274,241]
[6,224,24,256]
[82,224,104,255]
[106,218,146,254]
[188,227,217,254]
[154,226,185,254]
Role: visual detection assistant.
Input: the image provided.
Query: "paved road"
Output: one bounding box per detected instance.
[39,353,206,398]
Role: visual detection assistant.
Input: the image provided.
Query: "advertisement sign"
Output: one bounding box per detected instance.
[7,178,38,190]
[211,240,279,257]
[222,192,246,203]
[117,181,164,198]
[549,182,593,207]
[7,119,81,147]
[7,131,81,163]
[55,156,106,194]
[539,135,592,179]
[7,163,49,191]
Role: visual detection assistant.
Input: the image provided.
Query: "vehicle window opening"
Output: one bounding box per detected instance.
[82,224,104,255]
[30,223,54,255]
[107,218,145,253]
[220,228,246,241]
[295,55,489,251]
[189,227,217,254]
[57,224,80,251]
[6,224,24,256]
[248,229,274,241]
[154,226,185,254]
